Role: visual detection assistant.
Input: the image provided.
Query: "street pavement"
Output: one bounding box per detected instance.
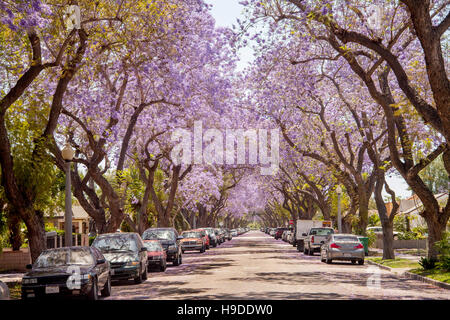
[106,230,449,300]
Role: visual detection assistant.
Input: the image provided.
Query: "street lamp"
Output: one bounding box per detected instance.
[62,143,75,247]
[336,185,342,233]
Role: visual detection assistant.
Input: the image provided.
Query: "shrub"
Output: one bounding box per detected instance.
[366,230,377,247]
[419,257,437,270]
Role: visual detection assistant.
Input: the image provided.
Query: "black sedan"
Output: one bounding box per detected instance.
[21,246,111,300]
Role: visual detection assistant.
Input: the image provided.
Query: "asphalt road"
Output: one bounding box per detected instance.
[106,230,449,300]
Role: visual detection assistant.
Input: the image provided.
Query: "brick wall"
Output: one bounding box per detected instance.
[0,248,31,272]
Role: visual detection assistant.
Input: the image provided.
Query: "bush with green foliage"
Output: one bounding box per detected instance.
[419,257,437,270]
[435,232,450,271]
[366,230,377,247]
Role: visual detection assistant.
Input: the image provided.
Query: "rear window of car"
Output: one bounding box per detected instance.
[143,242,162,251]
[182,231,201,238]
[334,236,359,242]
[310,228,334,236]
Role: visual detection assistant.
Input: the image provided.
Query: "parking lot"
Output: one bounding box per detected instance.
[105,230,449,300]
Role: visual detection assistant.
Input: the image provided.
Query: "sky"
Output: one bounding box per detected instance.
[204,0,412,199]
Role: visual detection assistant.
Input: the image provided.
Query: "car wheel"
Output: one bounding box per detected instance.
[358,259,364,265]
[213,243,217,248]
[160,261,167,272]
[182,250,185,254]
[326,257,332,264]
[351,260,356,265]
[179,254,182,265]
[101,275,111,297]
[206,245,210,250]
[88,278,99,300]
[142,265,148,280]
[134,267,143,284]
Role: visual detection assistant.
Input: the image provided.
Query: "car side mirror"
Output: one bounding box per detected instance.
[26,264,32,270]
[140,247,147,252]
[302,233,307,236]
[96,259,106,265]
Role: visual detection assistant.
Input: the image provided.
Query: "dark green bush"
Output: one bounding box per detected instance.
[419,257,437,270]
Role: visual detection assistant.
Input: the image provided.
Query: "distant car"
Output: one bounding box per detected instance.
[91,232,148,284]
[287,231,296,246]
[230,229,238,237]
[180,230,206,253]
[320,234,365,265]
[193,228,210,249]
[269,228,277,236]
[204,228,218,247]
[142,228,183,266]
[143,240,167,272]
[275,228,289,240]
[366,226,399,239]
[21,246,111,300]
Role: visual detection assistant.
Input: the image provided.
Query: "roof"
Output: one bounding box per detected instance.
[46,206,90,220]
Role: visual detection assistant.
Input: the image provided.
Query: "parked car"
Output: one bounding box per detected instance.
[193,228,210,249]
[143,240,167,272]
[215,228,224,244]
[287,231,296,246]
[294,220,333,252]
[204,228,218,247]
[275,227,289,240]
[21,246,111,300]
[304,227,334,255]
[91,232,148,283]
[282,230,292,242]
[142,228,183,266]
[224,229,232,241]
[320,234,365,265]
[366,226,399,239]
[230,229,238,237]
[180,230,206,253]
[269,228,277,236]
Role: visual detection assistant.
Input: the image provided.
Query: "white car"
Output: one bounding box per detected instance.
[366,227,399,238]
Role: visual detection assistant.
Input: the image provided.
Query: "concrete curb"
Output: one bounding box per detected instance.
[403,271,450,290]
[367,259,450,290]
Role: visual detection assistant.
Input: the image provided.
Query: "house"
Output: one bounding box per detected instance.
[45,206,91,235]
[386,193,448,229]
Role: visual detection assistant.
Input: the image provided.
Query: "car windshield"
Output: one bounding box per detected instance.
[142,229,175,241]
[182,232,201,238]
[311,228,334,236]
[334,236,359,242]
[34,248,94,268]
[143,242,162,251]
[92,235,138,253]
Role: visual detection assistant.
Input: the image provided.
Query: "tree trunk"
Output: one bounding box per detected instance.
[423,213,448,259]
[23,212,46,263]
[7,213,23,251]
[381,220,395,259]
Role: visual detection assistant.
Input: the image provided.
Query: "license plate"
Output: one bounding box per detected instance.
[45,285,59,294]
[344,253,352,257]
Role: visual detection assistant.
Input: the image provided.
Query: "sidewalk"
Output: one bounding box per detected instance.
[370,248,423,261]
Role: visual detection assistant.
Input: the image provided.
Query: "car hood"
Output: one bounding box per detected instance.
[102,252,137,263]
[26,265,92,277]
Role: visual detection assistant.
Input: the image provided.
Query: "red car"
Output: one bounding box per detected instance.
[275,228,290,240]
[193,228,210,249]
[143,240,167,272]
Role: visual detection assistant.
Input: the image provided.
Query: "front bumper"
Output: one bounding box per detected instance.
[21,281,92,299]
[110,265,140,280]
[181,244,203,251]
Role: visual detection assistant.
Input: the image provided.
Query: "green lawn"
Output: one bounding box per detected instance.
[409,268,450,284]
[367,257,420,269]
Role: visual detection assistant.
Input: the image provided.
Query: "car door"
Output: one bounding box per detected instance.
[135,234,147,271]
[91,247,107,287]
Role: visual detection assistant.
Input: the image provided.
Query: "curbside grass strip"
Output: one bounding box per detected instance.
[403,271,450,290]
[367,259,450,290]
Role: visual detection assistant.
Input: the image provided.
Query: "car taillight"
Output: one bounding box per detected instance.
[311,236,314,243]
[330,243,341,248]
[354,243,364,249]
